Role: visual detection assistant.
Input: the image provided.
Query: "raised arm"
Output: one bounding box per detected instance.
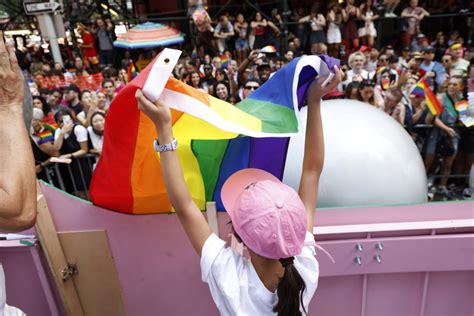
[299,67,342,232]
[0,32,37,232]
[135,90,212,256]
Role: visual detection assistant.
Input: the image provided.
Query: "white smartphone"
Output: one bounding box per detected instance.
[62,115,71,125]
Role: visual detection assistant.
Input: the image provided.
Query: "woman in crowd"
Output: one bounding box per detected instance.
[87,111,105,159]
[357,80,378,107]
[250,12,267,49]
[53,108,91,198]
[96,91,108,113]
[358,0,379,48]
[343,52,369,87]
[326,3,343,58]
[213,81,230,101]
[187,71,207,93]
[234,13,249,63]
[32,96,55,126]
[342,0,360,53]
[299,6,326,55]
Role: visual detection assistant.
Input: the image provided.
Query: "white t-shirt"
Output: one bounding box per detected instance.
[54,125,88,143]
[201,231,319,316]
[87,126,103,151]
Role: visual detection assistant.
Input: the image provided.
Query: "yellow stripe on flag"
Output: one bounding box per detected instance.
[208,96,262,133]
[173,112,238,140]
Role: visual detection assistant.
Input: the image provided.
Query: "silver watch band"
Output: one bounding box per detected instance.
[154,138,178,152]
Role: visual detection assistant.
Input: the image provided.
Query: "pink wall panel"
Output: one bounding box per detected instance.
[365,273,425,316]
[312,275,363,315]
[424,271,474,316]
[3,183,471,315]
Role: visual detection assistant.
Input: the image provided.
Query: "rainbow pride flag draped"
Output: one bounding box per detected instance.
[412,79,443,116]
[90,48,338,214]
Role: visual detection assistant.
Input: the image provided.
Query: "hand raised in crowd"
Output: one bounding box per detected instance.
[61,121,74,135]
[247,49,261,63]
[0,31,23,108]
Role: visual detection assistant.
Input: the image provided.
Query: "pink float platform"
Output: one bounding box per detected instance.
[2,182,473,315]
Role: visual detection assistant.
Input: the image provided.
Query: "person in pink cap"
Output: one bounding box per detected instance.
[135,66,342,315]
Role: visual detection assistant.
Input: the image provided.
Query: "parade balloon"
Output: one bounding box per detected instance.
[283,100,428,208]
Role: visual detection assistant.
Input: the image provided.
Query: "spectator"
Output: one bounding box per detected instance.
[342,0,360,53]
[73,56,90,76]
[32,95,55,126]
[357,80,377,107]
[96,91,107,112]
[358,0,379,48]
[410,33,428,52]
[432,32,447,62]
[424,76,465,199]
[299,6,326,55]
[187,71,206,92]
[420,46,446,92]
[234,13,249,63]
[345,81,361,100]
[31,108,59,180]
[78,22,98,67]
[250,12,267,49]
[228,93,241,105]
[401,0,430,48]
[342,51,369,87]
[441,54,454,79]
[64,84,83,116]
[202,64,217,94]
[238,50,271,86]
[94,17,116,66]
[214,15,235,55]
[53,108,91,198]
[326,3,343,57]
[47,88,63,114]
[242,79,260,99]
[87,111,105,158]
[135,51,151,72]
[213,81,230,101]
[102,78,116,109]
[450,43,470,75]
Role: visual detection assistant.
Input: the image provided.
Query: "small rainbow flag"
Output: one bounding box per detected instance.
[191,47,197,59]
[35,124,56,145]
[219,55,229,69]
[127,61,138,82]
[455,100,468,115]
[412,79,443,116]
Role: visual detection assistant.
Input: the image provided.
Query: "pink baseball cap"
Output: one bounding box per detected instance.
[221,168,307,259]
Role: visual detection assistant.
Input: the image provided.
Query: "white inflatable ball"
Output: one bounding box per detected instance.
[283,99,427,208]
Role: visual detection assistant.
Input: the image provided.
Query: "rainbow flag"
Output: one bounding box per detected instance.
[219,55,229,69]
[412,79,443,116]
[35,124,56,145]
[127,61,138,82]
[90,48,339,214]
[261,45,277,53]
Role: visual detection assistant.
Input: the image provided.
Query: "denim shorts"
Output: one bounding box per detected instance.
[424,127,460,156]
[235,38,249,50]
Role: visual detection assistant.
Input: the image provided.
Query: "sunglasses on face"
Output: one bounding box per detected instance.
[245,85,259,90]
[442,59,451,63]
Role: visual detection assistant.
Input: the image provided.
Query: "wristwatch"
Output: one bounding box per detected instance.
[154,138,178,152]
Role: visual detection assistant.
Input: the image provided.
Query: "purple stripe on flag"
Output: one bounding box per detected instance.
[249,138,290,180]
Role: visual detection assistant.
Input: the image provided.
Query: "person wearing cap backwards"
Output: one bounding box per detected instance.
[420,46,446,92]
[136,64,343,315]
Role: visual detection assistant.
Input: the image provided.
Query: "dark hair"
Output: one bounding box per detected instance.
[357,80,376,104]
[102,78,114,88]
[54,108,74,124]
[212,81,230,100]
[345,81,360,99]
[186,71,203,88]
[228,93,241,104]
[32,96,51,116]
[273,257,307,316]
[90,111,106,136]
[79,89,91,101]
[215,68,229,82]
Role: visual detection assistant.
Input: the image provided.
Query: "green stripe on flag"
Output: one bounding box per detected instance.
[236,99,298,133]
[192,140,229,201]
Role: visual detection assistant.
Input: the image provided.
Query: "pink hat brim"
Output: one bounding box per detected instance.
[221,168,279,218]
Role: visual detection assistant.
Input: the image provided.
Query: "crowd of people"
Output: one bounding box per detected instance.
[13,1,474,201]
